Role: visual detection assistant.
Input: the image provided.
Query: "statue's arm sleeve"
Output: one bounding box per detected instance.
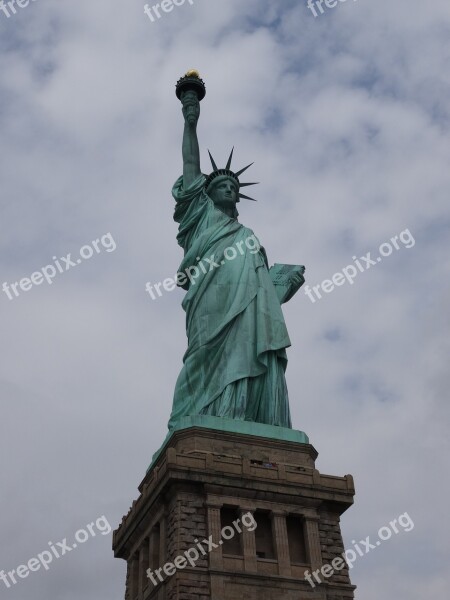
[259,246,269,269]
[172,174,210,253]
[182,123,201,188]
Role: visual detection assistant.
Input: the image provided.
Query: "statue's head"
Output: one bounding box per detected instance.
[207,175,239,214]
[204,148,258,218]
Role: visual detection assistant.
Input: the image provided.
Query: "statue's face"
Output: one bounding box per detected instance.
[208,177,238,211]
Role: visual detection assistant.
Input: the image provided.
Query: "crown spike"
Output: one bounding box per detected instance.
[239,192,257,201]
[239,182,259,188]
[208,150,218,171]
[226,147,234,170]
[235,162,254,177]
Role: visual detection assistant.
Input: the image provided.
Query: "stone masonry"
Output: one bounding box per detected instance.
[113,426,356,600]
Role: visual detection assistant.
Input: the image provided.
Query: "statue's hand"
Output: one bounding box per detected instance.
[181,91,200,126]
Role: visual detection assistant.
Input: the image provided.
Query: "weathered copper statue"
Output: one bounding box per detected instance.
[168,71,305,431]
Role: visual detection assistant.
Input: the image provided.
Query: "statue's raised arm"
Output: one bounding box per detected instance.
[181,91,201,187]
[175,70,206,188]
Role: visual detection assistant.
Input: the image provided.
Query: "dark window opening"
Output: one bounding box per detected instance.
[254,511,275,559]
[150,523,161,570]
[220,507,242,555]
[286,516,308,564]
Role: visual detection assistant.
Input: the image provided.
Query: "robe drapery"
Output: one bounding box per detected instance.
[167,173,292,430]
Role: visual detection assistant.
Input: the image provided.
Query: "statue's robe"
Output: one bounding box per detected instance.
[168,173,292,430]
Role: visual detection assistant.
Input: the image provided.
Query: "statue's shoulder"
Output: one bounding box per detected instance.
[172,173,207,202]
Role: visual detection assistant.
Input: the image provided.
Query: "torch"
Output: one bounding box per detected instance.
[175,69,206,103]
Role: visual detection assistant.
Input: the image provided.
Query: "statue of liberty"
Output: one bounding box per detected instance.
[167,71,305,432]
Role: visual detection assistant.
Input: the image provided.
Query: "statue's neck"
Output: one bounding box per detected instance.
[220,206,236,218]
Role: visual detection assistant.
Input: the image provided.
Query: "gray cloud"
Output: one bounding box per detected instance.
[1,0,449,598]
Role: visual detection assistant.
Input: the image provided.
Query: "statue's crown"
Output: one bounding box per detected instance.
[205,148,258,202]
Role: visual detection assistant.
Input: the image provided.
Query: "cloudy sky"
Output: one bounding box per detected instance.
[1,0,449,598]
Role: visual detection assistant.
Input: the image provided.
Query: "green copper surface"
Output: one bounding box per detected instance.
[167,73,305,433]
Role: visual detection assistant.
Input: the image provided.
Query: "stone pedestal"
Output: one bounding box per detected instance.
[113,423,356,600]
